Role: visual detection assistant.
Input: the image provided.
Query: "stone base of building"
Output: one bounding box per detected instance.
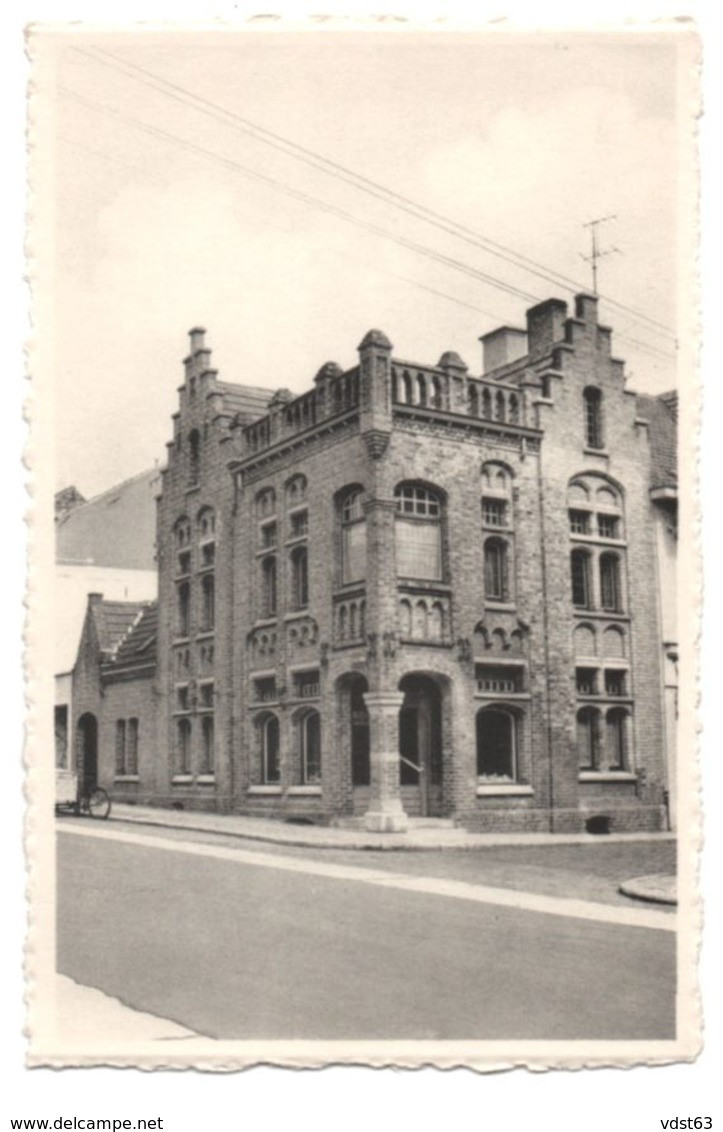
[363,809,409,833]
[458,803,668,835]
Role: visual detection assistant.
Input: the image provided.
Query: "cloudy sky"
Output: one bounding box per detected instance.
[34,27,690,497]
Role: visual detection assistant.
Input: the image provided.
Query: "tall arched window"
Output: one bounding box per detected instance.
[261,556,277,618]
[571,549,592,609]
[583,387,604,449]
[606,708,629,770]
[176,718,192,776]
[285,474,307,509]
[394,484,443,581]
[200,573,215,631]
[298,710,322,785]
[577,707,600,770]
[188,429,201,484]
[600,553,622,612]
[484,538,508,601]
[290,546,309,610]
[201,716,215,775]
[177,581,190,637]
[260,714,280,784]
[340,487,366,584]
[476,708,517,781]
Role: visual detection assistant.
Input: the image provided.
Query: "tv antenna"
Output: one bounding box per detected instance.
[581,215,622,295]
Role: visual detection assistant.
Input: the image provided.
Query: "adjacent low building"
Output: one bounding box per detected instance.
[70,293,677,833]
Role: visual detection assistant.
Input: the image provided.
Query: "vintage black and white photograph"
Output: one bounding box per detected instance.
[27,22,700,1068]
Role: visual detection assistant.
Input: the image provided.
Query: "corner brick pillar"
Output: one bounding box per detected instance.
[363,691,407,832]
[358,328,393,456]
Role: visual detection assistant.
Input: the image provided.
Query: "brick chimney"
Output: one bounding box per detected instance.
[479,327,528,374]
[526,299,568,359]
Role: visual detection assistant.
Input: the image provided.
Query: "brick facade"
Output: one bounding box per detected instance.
[72,294,674,833]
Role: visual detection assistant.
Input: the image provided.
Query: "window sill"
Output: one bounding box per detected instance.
[247,785,282,795]
[173,636,191,646]
[197,775,216,785]
[114,775,140,783]
[582,447,609,458]
[484,601,516,611]
[196,630,215,641]
[573,610,630,622]
[477,784,533,796]
[253,617,278,629]
[172,775,193,784]
[286,534,309,546]
[578,772,637,782]
[256,547,278,557]
[284,609,310,621]
[287,785,322,795]
[474,690,530,700]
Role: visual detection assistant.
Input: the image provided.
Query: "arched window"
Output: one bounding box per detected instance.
[298,710,322,785]
[259,715,280,784]
[261,556,277,618]
[606,708,629,770]
[255,487,276,519]
[290,545,309,610]
[476,708,517,781]
[469,385,479,416]
[481,461,513,529]
[402,371,413,404]
[285,474,307,508]
[583,387,604,449]
[201,716,215,775]
[577,707,600,770]
[176,718,192,776]
[484,538,509,602]
[340,487,366,584]
[600,553,622,612]
[174,517,192,575]
[176,581,190,637]
[188,430,201,484]
[571,549,592,609]
[394,484,443,581]
[416,374,428,406]
[200,573,215,631]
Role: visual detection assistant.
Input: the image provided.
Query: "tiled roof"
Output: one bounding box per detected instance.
[112,602,158,668]
[93,600,148,657]
[637,392,678,491]
[217,381,273,421]
[56,467,161,570]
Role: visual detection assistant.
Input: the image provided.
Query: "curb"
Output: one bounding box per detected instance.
[104,806,677,853]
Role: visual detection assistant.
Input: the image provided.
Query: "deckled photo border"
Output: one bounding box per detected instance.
[24,16,702,1071]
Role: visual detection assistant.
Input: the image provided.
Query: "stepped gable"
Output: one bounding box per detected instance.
[637,391,677,490]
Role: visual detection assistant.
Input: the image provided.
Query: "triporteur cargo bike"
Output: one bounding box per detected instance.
[55,769,112,819]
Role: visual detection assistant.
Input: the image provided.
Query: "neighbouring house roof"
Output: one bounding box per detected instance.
[111,602,158,669]
[56,468,161,571]
[636,391,678,492]
[93,600,150,659]
[217,381,273,421]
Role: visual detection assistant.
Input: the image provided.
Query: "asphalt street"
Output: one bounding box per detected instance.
[57,823,676,1041]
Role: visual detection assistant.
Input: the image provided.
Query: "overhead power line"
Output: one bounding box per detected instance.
[58,84,676,364]
[58,85,539,306]
[71,43,677,344]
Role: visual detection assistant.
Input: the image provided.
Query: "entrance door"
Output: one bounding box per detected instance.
[77,713,99,795]
[398,676,443,817]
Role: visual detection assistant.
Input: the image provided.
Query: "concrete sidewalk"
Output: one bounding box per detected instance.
[99,801,676,852]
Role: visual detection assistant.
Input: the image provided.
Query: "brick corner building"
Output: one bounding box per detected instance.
[71,293,678,833]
